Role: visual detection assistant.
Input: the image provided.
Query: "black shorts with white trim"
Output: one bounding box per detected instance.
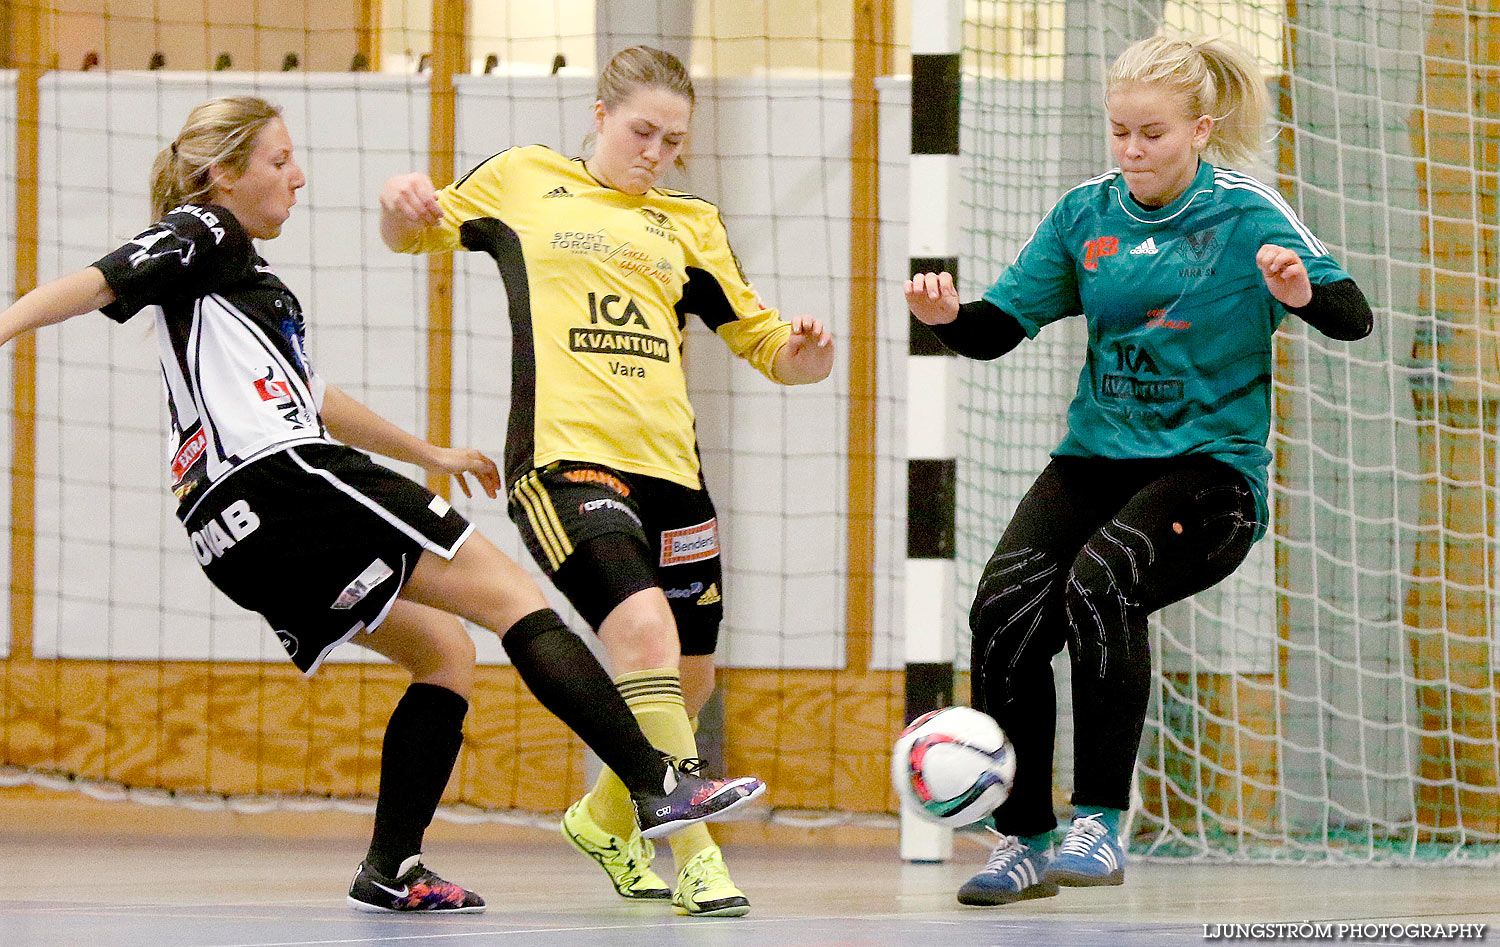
[184,443,473,673]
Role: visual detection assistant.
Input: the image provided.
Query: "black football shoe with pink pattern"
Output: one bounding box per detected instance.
[347,855,486,913]
[633,757,766,840]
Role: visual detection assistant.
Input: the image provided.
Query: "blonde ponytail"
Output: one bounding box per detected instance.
[148,96,282,220]
[1107,34,1269,169]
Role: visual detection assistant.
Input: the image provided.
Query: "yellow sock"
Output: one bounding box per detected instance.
[672,713,718,862]
[585,765,639,839]
[586,668,714,864]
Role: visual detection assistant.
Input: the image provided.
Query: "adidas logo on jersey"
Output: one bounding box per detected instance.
[543,186,572,198]
[1129,237,1159,255]
[697,583,721,606]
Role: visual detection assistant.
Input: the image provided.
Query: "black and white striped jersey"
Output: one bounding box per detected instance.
[94,203,328,521]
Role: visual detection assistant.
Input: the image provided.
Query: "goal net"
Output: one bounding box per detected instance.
[961,0,1500,861]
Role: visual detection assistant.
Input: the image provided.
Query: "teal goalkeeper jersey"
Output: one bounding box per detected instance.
[981,160,1351,524]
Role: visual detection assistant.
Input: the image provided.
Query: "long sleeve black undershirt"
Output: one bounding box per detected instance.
[1283,278,1373,341]
[927,300,1027,360]
[927,278,1373,360]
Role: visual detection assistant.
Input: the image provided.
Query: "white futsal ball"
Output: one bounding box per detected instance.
[891,706,1016,827]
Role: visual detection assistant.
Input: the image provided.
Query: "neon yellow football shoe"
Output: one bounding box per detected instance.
[560,794,671,900]
[671,844,749,917]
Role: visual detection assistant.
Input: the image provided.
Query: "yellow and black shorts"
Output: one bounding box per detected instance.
[507,461,724,655]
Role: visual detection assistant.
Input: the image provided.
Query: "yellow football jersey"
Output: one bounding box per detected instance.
[395,145,794,490]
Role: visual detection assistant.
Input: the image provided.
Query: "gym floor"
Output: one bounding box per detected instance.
[4,830,1496,947]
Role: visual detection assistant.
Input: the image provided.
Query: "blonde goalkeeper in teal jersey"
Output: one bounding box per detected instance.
[907,34,1372,906]
[380,46,834,917]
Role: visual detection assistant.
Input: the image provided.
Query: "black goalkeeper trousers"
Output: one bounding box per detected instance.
[969,454,1260,837]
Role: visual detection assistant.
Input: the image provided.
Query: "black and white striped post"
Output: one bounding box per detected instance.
[902,0,962,864]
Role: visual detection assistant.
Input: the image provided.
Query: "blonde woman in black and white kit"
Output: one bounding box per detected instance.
[0,95,763,914]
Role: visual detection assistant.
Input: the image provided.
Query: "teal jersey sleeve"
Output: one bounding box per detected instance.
[980,200,1084,337]
[1212,168,1351,290]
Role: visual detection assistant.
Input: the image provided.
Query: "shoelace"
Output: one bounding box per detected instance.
[682,847,729,887]
[620,836,655,873]
[980,828,1027,871]
[671,756,708,778]
[657,754,710,793]
[1058,814,1108,857]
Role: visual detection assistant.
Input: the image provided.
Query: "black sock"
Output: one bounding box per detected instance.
[501,608,670,795]
[365,682,468,878]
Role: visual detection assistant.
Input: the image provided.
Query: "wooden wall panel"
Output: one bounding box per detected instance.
[157,666,211,790]
[1138,673,1280,838]
[52,0,362,72]
[1,660,912,817]
[1401,0,1500,839]
[722,669,905,813]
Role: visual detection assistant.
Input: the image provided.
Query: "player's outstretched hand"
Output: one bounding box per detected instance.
[380,172,444,227]
[905,271,959,325]
[780,314,834,384]
[424,446,502,499]
[1256,244,1312,308]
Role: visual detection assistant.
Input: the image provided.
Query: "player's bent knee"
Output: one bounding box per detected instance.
[442,616,477,664]
[602,623,681,671]
[413,620,476,692]
[362,606,476,695]
[553,533,658,631]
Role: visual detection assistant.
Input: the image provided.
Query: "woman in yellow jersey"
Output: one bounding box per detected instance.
[380,46,834,917]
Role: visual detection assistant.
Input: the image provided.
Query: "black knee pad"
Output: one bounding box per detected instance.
[551,534,723,656]
[553,533,658,630]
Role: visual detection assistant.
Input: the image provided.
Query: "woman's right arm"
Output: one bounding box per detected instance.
[378,171,445,252]
[0,267,116,347]
[905,271,1027,361]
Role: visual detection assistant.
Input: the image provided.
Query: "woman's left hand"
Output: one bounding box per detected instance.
[423,446,502,499]
[779,315,835,384]
[1256,243,1313,308]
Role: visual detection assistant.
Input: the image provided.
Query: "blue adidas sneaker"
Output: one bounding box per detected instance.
[956,832,1058,906]
[1043,813,1125,886]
